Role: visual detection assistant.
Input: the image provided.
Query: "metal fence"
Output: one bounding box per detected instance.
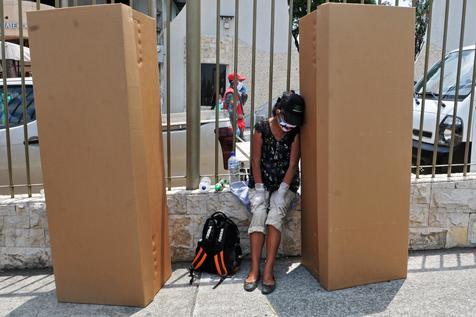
[0,0,475,198]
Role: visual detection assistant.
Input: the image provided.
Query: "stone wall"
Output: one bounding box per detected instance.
[1,176,476,269]
[0,196,51,270]
[409,175,476,250]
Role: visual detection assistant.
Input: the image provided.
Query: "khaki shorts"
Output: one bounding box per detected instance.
[248,189,296,234]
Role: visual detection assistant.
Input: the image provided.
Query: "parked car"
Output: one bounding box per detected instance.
[412,45,476,173]
[0,78,231,194]
[0,77,41,195]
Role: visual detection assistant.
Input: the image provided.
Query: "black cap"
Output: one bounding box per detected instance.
[281,93,305,126]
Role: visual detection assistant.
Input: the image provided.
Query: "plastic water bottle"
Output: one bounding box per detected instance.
[228,152,240,184]
[199,177,211,192]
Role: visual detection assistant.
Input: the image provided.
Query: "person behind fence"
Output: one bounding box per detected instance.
[223,72,247,140]
[244,91,305,295]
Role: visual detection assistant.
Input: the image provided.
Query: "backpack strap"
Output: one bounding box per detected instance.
[212,276,227,289]
[191,246,208,270]
[213,250,228,277]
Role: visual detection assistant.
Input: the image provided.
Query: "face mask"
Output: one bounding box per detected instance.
[278,115,296,133]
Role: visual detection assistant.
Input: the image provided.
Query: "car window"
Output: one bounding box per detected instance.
[0,85,35,130]
[416,49,475,101]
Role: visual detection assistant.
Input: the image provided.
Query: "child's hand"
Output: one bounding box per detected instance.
[274,182,289,207]
[252,183,266,209]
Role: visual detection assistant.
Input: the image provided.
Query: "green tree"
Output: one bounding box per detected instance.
[291,0,377,51]
[414,0,430,57]
[290,0,431,58]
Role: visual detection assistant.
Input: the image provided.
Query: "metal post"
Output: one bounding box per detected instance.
[415,0,433,178]
[232,0,239,152]
[186,0,201,189]
[268,0,275,117]
[18,0,32,196]
[214,0,221,183]
[166,0,172,190]
[36,0,40,10]
[447,0,467,176]
[431,0,450,177]
[395,0,400,6]
[307,0,310,14]
[0,2,14,197]
[463,45,476,175]
[250,0,257,163]
[148,0,154,17]
[286,0,293,91]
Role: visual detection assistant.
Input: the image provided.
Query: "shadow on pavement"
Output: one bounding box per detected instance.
[265,259,404,317]
[408,248,476,273]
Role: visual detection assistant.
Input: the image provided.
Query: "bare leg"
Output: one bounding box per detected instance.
[263,225,281,285]
[246,232,265,282]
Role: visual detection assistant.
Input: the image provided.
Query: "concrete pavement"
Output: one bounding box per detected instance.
[1,248,475,317]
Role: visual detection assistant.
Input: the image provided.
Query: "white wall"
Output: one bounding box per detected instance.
[200,0,292,54]
[169,0,298,114]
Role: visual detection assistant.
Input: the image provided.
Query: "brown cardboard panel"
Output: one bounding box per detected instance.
[299,12,320,280]
[300,3,414,290]
[27,4,171,306]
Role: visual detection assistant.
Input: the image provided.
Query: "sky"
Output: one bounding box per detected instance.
[388,0,413,6]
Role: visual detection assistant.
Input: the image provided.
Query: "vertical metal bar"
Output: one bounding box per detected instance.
[431,0,450,177]
[268,0,275,117]
[36,0,40,10]
[250,0,257,164]
[0,3,14,198]
[214,0,221,183]
[148,0,153,16]
[361,0,364,4]
[232,0,239,152]
[286,0,293,91]
[307,0,310,14]
[415,0,433,178]
[111,0,115,4]
[166,0,172,190]
[463,45,476,176]
[74,0,78,7]
[55,0,60,8]
[18,0,32,197]
[186,0,201,189]
[447,0,467,177]
[378,0,382,5]
[395,0,400,6]
[129,0,133,9]
[92,0,97,5]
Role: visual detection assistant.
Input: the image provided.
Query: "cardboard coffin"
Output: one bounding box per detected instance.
[299,3,415,290]
[27,4,171,306]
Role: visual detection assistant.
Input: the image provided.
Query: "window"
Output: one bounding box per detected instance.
[201,64,227,108]
[416,49,475,101]
[0,85,35,130]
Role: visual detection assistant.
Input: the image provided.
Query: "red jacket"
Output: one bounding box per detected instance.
[222,87,245,130]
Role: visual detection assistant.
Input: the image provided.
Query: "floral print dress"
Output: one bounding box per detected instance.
[252,119,300,193]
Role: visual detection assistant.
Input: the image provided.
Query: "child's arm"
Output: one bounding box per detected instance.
[283,133,300,185]
[251,130,263,184]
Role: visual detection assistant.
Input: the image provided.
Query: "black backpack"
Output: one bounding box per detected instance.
[189,212,243,288]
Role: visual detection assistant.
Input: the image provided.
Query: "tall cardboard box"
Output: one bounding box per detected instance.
[299,3,414,291]
[27,4,171,306]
